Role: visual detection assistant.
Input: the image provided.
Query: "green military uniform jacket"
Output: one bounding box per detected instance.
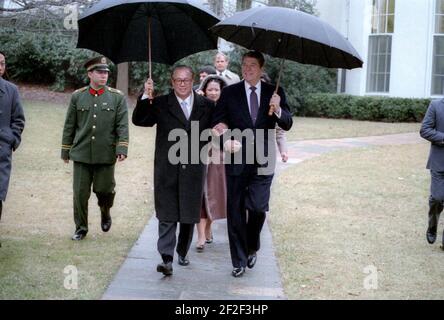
[61,86,129,164]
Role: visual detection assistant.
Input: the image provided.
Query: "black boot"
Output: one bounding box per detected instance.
[427,197,442,244]
[100,207,112,232]
[97,192,115,232]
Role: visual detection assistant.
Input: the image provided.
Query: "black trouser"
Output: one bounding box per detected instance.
[429,171,444,233]
[157,220,194,263]
[226,167,273,268]
[0,200,2,221]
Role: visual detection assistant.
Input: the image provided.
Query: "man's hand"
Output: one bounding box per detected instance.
[117,154,127,162]
[212,122,228,137]
[144,78,154,99]
[281,152,288,163]
[196,89,204,96]
[224,140,242,154]
[268,93,281,116]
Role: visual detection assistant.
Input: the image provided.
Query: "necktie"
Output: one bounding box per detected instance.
[180,101,189,120]
[219,71,223,76]
[250,86,259,124]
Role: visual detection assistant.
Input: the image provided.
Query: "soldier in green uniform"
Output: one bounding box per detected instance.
[61,56,129,241]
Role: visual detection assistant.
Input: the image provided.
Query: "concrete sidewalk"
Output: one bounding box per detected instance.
[102,218,285,300]
[102,132,424,300]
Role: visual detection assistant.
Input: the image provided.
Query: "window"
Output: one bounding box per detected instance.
[432,0,444,95]
[367,0,395,93]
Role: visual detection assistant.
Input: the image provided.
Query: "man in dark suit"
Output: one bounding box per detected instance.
[132,66,215,276]
[420,99,444,249]
[212,51,293,277]
[0,51,25,248]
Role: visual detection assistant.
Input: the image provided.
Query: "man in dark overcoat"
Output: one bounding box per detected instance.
[212,51,293,277]
[132,65,214,276]
[420,98,444,249]
[0,50,25,247]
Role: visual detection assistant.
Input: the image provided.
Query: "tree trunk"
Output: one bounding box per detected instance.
[116,62,128,96]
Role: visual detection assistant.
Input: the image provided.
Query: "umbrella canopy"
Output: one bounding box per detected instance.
[77,0,220,65]
[211,6,363,70]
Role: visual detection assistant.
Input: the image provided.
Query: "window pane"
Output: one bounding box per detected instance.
[388,0,395,14]
[432,76,444,95]
[378,14,387,33]
[435,36,444,55]
[387,15,394,33]
[367,36,392,93]
[380,0,388,14]
[437,0,444,15]
[371,13,378,33]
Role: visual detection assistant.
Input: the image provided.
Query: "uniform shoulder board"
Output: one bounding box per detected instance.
[73,86,88,94]
[108,87,124,95]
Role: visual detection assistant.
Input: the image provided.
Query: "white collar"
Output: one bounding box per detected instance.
[244,80,262,92]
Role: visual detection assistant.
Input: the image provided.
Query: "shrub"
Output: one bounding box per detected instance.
[302,93,431,122]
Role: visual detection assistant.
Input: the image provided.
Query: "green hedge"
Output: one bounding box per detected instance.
[301,93,431,122]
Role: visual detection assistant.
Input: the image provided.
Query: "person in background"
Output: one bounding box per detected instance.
[420,98,444,250]
[194,65,217,93]
[0,50,25,248]
[214,52,240,85]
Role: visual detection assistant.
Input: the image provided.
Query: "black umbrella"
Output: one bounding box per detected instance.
[77,0,220,78]
[211,6,363,107]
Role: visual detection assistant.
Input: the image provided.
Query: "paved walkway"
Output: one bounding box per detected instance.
[102,132,424,300]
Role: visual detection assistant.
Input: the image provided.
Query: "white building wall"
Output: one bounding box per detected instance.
[316,0,436,98]
[390,0,433,98]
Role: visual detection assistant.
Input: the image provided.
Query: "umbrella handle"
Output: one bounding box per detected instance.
[148,17,153,104]
[269,58,285,116]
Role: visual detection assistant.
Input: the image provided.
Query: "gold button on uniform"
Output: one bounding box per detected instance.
[92,136,95,140]
[94,114,97,118]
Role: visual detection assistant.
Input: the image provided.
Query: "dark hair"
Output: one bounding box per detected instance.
[198,65,216,75]
[0,51,5,58]
[242,51,265,68]
[202,77,227,95]
[171,65,194,78]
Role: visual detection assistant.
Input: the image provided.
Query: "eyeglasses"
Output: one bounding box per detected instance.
[173,78,192,85]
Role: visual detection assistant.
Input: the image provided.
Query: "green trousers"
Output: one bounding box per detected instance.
[73,162,116,233]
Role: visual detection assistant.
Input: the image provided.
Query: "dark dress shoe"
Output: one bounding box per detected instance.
[71,231,87,241]
[101,208,112,232]
[231,267,246,278]
[427,227,437,244]
[205,236,213,244]
[156,261,173,276]
[178,255,190,266]
[247,252,257,269]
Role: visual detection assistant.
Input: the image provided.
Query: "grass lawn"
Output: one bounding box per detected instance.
[0,100,155,299]
[269,143,444,299]
[287,117,421,141]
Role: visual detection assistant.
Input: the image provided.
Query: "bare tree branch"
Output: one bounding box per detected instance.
[1,0,94,12]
